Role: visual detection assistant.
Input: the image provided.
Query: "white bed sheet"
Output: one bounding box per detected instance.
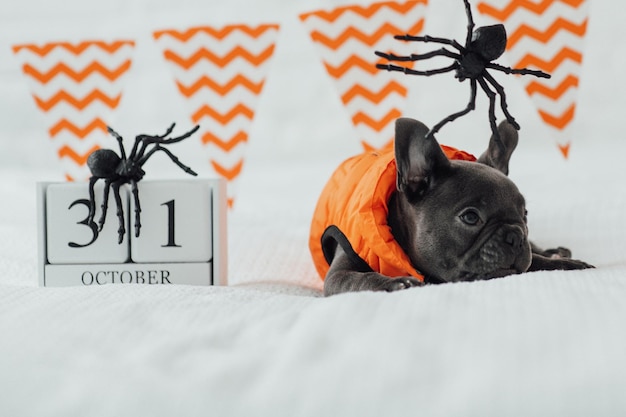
[2,144,626,416]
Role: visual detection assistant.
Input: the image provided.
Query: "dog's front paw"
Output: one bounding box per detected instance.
[559,258,595,270]
[529,254,594,271]
[380,277,424,292]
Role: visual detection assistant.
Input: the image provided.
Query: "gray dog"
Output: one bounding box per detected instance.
[309,117,592,296]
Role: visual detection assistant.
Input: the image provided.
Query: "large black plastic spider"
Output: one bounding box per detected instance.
[375,0,550,148]
[86,123,199,244]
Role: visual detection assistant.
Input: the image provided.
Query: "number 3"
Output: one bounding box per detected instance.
[67,199,99,248]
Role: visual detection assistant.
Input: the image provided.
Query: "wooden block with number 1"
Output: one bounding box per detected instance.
[130,180,213,262]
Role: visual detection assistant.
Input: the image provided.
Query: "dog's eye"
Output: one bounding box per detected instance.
[460,209,481,226]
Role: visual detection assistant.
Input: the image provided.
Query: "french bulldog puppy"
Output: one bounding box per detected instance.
[310,117,592,296]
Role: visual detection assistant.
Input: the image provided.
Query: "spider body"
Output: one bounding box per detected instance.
[375,0,550,147]
[469,24,507,61]
[87,123,199,244]
[457,50,487,80]
[455,25,505,80]
[89,149,147,181]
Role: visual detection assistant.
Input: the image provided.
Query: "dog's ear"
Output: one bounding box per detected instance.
[394,117,451,198]
[477,121,519,176]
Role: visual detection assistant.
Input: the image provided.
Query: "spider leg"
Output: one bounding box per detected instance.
[112,181,125,244]
[157,123,176,139]
[133,140,150,162]
[129,136,143,161]
[477,76,505,152]
[107,126,127,160]
[483,70,521,130]
[427,79,477,138]
[87,176,98,226]
[487,63,551,79]
[130,179,141,238]
[139,145,198,176]
[393,34,465,53]
[375,48,460,63]
[97,179,112,232]
[130,124,176,161]
[142,125,200,146]
[377,62,458,77]
[462,0,475,47]
[154,125,200,145]
[134,125,199,161]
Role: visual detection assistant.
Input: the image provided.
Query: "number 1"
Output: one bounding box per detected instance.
[161,199,181,247]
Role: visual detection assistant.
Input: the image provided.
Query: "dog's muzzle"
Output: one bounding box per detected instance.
[462,224,531,280]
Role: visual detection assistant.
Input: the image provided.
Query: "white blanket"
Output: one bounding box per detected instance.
[1,0,626,415]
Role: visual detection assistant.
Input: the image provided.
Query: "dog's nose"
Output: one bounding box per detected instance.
[505,230,522,248]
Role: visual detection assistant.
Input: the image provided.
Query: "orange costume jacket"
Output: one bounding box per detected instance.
[309,144,476,281]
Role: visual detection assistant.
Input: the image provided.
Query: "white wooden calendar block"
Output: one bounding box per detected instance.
[37,178,228,287]
[130,180,212,263]
[44,182,129,264]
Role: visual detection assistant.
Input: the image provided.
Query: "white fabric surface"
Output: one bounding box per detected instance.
[1,0,626,416]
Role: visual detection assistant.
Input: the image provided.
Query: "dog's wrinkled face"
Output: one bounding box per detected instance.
[391,117,532,283]
[403,160,532,283]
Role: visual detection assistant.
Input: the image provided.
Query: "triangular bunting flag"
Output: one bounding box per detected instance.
[12,40,135,180]
[153,24,280,207]
[300,0,429,151]
[476,0,589,158]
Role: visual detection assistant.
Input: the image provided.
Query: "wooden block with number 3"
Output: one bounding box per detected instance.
[45,182,130,264]
[130,180,213,263]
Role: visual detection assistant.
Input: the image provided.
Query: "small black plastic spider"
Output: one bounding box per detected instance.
[375,0,550,148]
[86,123,199,244]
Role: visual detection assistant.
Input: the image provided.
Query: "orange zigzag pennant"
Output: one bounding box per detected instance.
[309,21,424,50]
[538,104,576,130]
[49,118,108,139]
[525,74,578,99]
[202,131,248,152]
[162,45,276,70]
[12,40,134,57]
[476,0,585,21]
[352,109,402,131]
[301,0,429,151]
[324,55,380,78]
[34,90,121,111]
[477,0,589,157]
[22,61,132,84]
[154,23,279,206]
[210,160,243,182]
[154,24,277,42]
[191,103,255,125]
[176,75,264,98]
[301,1,421,23]
[13,39,135,179]
[58,144,100,166]
[516,47,583,72]
[507,17,588,49]
[341,81,405,104]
